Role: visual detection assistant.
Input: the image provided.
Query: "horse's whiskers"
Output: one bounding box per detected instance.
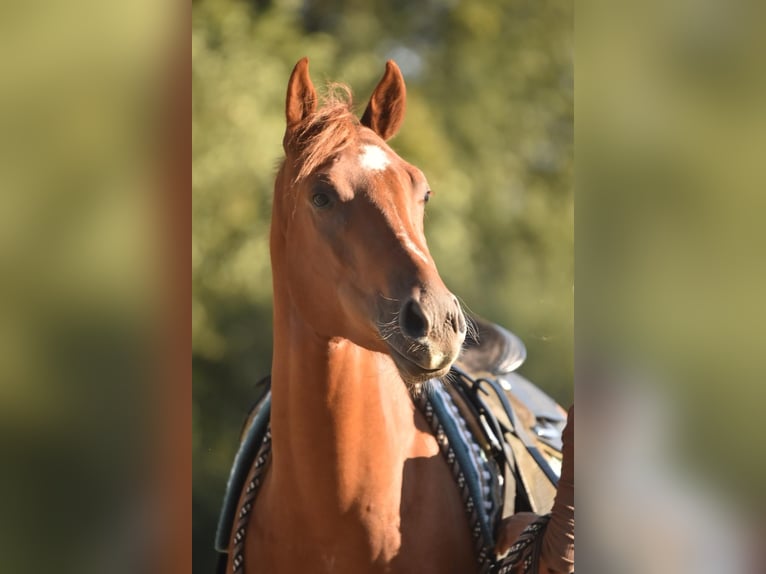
[378,294,401,303]
[375,320,401,343]
[458,300,479,343]
[378,331,396,342]
[441,369,458,388]
[377,319,399,330]
[465,318,479,343]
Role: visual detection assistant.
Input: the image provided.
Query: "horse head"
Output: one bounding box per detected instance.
[271,58,466,386]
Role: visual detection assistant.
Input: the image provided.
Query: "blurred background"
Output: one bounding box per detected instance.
[0,0,180,572]
[192,0,572,571]
[578,0,766,571]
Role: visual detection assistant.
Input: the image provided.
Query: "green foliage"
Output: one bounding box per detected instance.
[193,0,571,569]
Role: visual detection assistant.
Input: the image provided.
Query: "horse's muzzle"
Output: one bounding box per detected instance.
[381,293,467,384]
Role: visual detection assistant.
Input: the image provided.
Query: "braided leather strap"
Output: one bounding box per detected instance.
[495,514,551,574]
[229,428,272,573]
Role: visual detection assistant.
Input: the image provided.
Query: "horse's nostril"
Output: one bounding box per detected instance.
[401,299,429,340]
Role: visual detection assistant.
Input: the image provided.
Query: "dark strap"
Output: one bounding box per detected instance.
[229,428,273,572]
[444,370,526,512]
[483,377,559,488]
[214,391,272,554]
[496,515,552,573]
[453,365,559,488]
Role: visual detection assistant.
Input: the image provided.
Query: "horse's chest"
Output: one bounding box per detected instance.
[246,453,475,574]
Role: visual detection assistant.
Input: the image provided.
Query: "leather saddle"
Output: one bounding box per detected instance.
[459,315,567,451]
[460,315,528,376]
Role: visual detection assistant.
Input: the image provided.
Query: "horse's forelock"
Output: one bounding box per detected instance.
[287,83,359,182]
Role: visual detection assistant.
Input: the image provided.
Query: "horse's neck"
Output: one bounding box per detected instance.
[268,305,433,518]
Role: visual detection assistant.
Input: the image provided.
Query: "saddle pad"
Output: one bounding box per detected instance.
[425,381,503,547]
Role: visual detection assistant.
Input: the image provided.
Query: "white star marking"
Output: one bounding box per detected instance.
[359,144,391,172]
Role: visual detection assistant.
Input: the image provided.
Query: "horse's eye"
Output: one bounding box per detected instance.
[312,192,331,208]
[424,190,432,203]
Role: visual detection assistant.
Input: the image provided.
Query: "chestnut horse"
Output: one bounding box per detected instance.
[226,59,573,574]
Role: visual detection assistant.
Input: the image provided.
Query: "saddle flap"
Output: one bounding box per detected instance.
[498,372,567,451]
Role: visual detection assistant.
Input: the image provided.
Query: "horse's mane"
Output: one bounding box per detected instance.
[289,84,359,181]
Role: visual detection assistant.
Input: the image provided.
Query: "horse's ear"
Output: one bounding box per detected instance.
[285,57,317,131]
[361,61,406,141]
